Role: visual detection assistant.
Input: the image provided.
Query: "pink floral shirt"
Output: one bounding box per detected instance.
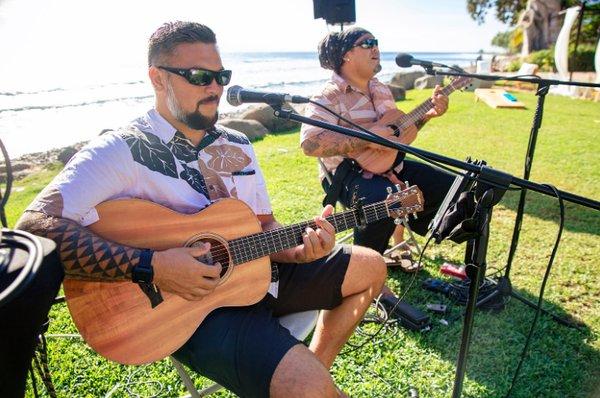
[300,73,398,177]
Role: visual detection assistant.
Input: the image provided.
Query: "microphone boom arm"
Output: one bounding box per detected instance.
[271,107,599,211]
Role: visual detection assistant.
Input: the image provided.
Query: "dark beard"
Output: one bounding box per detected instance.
[182,110,218,130]
[374,63,382,74]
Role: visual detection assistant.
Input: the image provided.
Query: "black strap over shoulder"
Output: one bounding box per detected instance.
[322,158,357,207]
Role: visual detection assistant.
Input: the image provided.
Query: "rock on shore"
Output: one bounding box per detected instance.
[7,71,423,181]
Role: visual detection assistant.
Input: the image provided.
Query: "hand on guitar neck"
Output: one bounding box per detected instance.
[375,85,449,146]
[266,205,336,264]
[355,83,455,174]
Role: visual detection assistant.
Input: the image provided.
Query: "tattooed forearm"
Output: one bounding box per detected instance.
[16,211,141,281]
[302,132,371,157]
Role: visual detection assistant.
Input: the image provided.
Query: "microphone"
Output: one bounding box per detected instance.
[226,85,310,107]
[395,53,446,69]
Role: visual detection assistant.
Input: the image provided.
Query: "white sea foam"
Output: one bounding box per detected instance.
[0,52,479,157]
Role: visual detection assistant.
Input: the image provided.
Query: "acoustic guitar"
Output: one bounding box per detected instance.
[355,76,473,173]
[64,186,423,365]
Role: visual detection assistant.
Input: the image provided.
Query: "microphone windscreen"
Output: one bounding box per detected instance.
[395,53,413,68]
[226,85,243,107]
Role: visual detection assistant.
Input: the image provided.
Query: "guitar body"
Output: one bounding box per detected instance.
[353,76,472,174]
[63,198,271,365]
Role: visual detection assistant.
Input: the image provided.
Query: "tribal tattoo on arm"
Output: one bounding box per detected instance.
[16,211,142,281]
[302,131,372,157]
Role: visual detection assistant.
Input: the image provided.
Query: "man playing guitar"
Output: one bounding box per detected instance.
[16,21,388,398]
[300,27,455,312]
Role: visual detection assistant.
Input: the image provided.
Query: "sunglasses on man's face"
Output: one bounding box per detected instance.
[354,38,378,49]
[158,66,232,86]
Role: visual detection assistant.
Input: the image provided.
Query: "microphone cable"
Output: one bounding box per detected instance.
[0,136,45,308]
[340,233,436,356]
[504,184,565,397]
[0,228,45,308]
[0,136,13,228]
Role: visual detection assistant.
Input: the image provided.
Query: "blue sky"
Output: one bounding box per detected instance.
[0,0,510,56]
[0,0,511,91]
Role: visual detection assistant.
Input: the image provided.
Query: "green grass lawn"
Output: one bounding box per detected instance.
[9,89,600,397]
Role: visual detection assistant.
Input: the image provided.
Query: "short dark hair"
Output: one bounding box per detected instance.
[148,21,216,66]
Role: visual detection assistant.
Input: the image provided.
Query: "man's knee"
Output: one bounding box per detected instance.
[271,345,340,398]
[344,246,387,294]
[360,245,386,275]
[366,248,387,289]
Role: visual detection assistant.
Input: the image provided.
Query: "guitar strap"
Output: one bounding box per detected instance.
[138,282,164,308]
[197,126,222,151]
[322,158,357,207]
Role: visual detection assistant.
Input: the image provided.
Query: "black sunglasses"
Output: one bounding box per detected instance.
[354,38,378,49]
[158,66,232,86]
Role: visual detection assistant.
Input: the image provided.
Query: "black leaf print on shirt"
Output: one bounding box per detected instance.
[121,130,178,178]
[169,132,199,163]
[180,163,209,196]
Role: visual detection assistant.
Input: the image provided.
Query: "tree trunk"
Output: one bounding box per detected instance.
[520,0,563,56]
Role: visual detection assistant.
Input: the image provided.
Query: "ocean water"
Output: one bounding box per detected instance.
[0,52,481,158]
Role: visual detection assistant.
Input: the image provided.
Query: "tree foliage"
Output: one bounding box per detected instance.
[578,3,600,45]
[466,0,528,25]
[491,29,523,52]
[468,0,600,48]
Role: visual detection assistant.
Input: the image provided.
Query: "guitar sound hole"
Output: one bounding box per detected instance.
[190,238,230,278]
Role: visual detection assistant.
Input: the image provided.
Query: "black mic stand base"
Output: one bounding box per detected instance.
[482,276,585,331]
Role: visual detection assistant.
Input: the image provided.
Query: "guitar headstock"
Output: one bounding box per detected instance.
[384,185,424,219]
[449,76,474,91]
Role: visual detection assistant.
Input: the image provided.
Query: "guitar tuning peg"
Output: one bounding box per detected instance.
[395,184,401,192]
[394,217,401,225]
[412,212,419,220]
[404,180,410,187]
[386,187,393,194]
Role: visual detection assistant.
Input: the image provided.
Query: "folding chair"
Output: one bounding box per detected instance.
[317,158,422,257]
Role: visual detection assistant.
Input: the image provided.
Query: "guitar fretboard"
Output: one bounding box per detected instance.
[397,79,467,130]
[228,201,391,265]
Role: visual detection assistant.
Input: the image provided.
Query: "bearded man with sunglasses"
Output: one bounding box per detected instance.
[301,27,454,313]
[15,21,386,398]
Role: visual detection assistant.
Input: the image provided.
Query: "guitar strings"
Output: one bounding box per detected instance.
[203,197,409,263]
[201,196,414,268]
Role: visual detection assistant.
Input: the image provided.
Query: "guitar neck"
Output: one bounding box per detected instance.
[397,80,461,130]
[228,201,389,265]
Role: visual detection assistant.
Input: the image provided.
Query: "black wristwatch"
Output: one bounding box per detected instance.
[132,249,154,283]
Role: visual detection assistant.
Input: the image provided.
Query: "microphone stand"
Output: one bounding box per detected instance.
[271,105,599,398]
[273,106,598,210]
[420,67,600,329]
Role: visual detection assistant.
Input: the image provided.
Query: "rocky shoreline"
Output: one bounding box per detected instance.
[3,68,477,182]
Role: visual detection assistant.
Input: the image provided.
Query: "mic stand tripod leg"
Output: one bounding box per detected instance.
[490,276,584,330]
[452,189,494,398]
[504,83,549,284]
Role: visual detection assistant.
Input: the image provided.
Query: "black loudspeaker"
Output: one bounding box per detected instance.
[313,0,356,25]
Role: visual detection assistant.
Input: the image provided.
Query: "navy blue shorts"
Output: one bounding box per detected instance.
[172,244,352,398]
